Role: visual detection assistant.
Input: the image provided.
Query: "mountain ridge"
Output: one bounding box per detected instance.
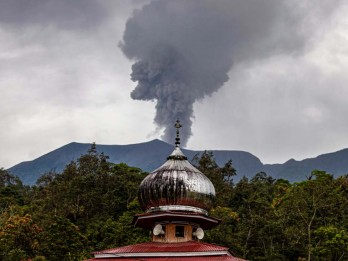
[7,139,348,185]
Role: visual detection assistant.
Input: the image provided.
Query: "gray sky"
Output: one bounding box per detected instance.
[1,0,348,169]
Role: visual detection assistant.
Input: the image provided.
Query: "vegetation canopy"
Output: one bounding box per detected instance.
[0,146,347,260]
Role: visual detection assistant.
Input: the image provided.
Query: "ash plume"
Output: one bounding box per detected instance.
[120,0,328,146]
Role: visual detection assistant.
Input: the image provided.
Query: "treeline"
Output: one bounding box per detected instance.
[0,145,347,260]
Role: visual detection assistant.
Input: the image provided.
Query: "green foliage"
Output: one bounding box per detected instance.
[86,199,148,251]
[0,214,42,260]
[230,173,288,260]
[313,225,348,260]
[1,147,348,261]
[32,147,146,228]
[205,206,239,247]
[1,144,148,259]
[0,168,25,213]
[276,170,344,261]
[193,151,236,206]
[32,256,47,261]
[5,249,27,261]
[38,216,88,261]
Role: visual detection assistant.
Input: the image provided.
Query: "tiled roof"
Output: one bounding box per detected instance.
[87,241,247,261]
[93,241,228,254]
[86,256,246,261]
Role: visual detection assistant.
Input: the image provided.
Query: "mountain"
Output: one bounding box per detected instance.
[262,148,348,182]
[7,139,348,185]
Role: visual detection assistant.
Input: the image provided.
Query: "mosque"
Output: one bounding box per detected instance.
[86,121,246,261]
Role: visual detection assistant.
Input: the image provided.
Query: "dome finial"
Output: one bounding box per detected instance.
[174,119,182,148]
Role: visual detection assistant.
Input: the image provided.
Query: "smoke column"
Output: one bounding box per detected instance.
[120,0,323,146]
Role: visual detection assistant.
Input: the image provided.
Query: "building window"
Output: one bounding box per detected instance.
[175,225,185,238]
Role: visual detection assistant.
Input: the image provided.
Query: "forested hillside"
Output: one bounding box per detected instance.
[9,140,348,186]
[8,139,263,185]
[1,145,348,260]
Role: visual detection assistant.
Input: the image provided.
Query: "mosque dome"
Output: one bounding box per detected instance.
[138,121,216,215]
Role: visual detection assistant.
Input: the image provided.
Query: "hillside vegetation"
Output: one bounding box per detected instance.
[1,144,348,260]
[9,140,348,186]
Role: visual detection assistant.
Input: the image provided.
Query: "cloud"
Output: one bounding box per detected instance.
[120,0,341,146]
[0,0,347,170]
[0,1,156,168]
[0,0,107,30]
[190,2,348,163]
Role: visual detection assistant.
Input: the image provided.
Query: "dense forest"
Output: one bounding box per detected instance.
[1,144,348,261]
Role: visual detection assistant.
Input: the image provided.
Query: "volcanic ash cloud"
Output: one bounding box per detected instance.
[120,0,313,146]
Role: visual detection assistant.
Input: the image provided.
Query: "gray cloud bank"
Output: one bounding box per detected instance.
[0,1,142,168]
[0,0,106,29]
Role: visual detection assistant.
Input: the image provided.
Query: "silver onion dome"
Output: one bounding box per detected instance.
[138,120,216,215]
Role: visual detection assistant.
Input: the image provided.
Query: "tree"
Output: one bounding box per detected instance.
[277,170,340,261]
[0,214,42,260]
[32,145,146,230]
[5,143,348,261]
[192,151,236,207]
[313,225,348,260]
[38,216,88,260]
[87,199,148,251]
[205,206,239,249]
[231,173,287,260]
[0,169,24,213]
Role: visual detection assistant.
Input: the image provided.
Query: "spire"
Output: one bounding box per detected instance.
[167,119,187,160]
[174,119,182,148]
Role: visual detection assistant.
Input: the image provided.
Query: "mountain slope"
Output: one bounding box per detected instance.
[7,139,348,185]
[8,139,263,185]
[263,148,348,182]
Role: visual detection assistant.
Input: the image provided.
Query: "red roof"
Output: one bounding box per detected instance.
[86,241,247,261]
[86,256,245,261]
[93,241,228,254]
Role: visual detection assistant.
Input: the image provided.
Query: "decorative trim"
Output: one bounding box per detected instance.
[95,250,231,258]
[133,211,220,230]
[147,205,208,215]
